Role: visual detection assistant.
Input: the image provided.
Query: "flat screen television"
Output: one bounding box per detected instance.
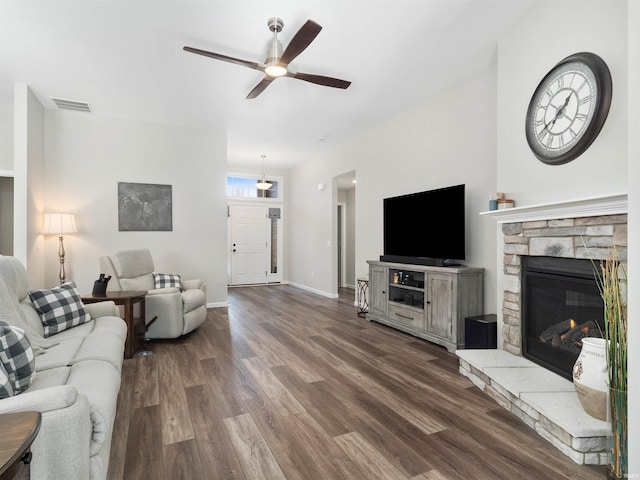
[381,184,465,266]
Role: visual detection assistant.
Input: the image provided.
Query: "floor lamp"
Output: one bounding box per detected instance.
[43,213,77,284]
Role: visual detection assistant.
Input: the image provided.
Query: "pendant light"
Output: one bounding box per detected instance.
[256,154,272,190]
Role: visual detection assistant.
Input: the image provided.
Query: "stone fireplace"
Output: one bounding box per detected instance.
[500,212,627,359]
[457,193,628,465]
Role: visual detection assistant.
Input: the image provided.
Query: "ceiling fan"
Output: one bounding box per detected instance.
[183,17,351,99]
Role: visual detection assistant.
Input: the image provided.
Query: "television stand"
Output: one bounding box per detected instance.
[366,260,483,352]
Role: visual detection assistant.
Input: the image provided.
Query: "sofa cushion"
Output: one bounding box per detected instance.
[0,361,13,399]
[0,321,36,394]
[153,272,182,290]
[34,337,83,371]
[28,282,91,337]
[26,365,71,391]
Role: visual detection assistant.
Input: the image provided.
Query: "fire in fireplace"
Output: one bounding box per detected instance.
[521,256,604,380]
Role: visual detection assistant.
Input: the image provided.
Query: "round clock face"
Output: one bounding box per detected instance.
[525,52,612,165]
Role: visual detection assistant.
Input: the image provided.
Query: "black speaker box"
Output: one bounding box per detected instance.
[465,314,497,349]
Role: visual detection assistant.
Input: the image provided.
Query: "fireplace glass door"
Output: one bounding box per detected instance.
[521,256,604,380]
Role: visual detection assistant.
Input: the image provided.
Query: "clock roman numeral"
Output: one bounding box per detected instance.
[558,134,566,147]
[579,95,592,106]
[576,78,588,93]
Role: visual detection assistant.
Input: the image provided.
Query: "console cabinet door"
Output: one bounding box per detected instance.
[369,264,388,317]
[426,272,454,340]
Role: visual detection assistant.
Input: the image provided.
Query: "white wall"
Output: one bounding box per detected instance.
[627,1,638,475]
[0,103,13,171]
[0,177,14,255]
[288,66,498,311]
[286,154,336,296]
[497,1,627,204]
[13,83,46,284]
[42,110,229,305]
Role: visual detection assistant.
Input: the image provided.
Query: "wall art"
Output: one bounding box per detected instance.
[118,182,172,231]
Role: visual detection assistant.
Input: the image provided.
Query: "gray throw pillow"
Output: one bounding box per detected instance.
[0,320,36,394]
[0,361,13,399]
[28,282,91,337]
[153,272,182,291]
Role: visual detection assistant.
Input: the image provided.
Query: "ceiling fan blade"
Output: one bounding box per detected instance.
[183,46,263,71]
[246,77,274,99]
[279,20,322,65]
[288,71,351,89]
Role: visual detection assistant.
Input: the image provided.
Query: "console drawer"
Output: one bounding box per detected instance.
[388,304,426,332]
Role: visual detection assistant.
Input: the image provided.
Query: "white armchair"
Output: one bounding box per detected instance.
[99,249,207,339]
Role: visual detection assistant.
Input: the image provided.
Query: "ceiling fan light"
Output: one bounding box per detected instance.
[265,63,287,77]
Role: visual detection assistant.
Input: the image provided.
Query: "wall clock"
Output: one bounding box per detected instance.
[525,52,612,165]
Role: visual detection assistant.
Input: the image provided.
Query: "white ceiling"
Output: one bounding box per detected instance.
[0,0,536,171]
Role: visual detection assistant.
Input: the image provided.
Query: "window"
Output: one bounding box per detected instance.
[227,175,281,200]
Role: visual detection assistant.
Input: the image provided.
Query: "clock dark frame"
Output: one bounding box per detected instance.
[525,52,613,166]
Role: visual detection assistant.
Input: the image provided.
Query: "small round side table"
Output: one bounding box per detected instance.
[0,411,41,480]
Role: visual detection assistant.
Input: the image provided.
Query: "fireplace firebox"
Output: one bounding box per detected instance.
[521,256,604,380]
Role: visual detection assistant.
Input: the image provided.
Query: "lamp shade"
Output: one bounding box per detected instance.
[42,213,77,235]
[256,179,272,190]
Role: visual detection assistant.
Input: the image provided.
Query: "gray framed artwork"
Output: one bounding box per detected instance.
[118,182,172,231]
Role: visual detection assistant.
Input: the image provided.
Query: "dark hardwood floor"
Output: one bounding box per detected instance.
[108,284,606,479]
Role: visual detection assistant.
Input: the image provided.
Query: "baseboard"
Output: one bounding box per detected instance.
[206,301,228,308]
[286,281,338,299]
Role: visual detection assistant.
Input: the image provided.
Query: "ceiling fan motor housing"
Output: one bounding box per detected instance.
[267,17,284,33]
[266,17,284,64]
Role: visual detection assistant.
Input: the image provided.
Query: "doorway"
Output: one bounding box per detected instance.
[228,204,283,285]
[334,171,356,292]
[337,202,347,288]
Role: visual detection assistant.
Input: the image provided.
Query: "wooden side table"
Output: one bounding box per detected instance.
[81,290,148,358]
[0,411,41,480]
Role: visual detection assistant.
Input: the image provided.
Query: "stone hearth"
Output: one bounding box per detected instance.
[457,193,627,465]
[457,349,608,464]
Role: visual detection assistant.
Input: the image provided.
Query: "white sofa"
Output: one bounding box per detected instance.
[0,256,126,480]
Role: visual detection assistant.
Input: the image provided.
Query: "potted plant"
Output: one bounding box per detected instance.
[595,256,628,480]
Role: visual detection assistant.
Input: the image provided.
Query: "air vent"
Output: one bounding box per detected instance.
[51,97,92,113]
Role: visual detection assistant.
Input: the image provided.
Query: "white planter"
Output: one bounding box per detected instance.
[572,337,608,421]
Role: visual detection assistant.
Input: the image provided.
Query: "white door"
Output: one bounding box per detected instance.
[230,205,268,285]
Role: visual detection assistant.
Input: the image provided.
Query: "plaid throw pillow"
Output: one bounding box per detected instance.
[153,272,182,290]
[0,321,35,395]
[28,282,91,337]
[0,361,13,399]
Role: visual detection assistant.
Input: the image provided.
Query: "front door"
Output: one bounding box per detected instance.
[229,205,268,285]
